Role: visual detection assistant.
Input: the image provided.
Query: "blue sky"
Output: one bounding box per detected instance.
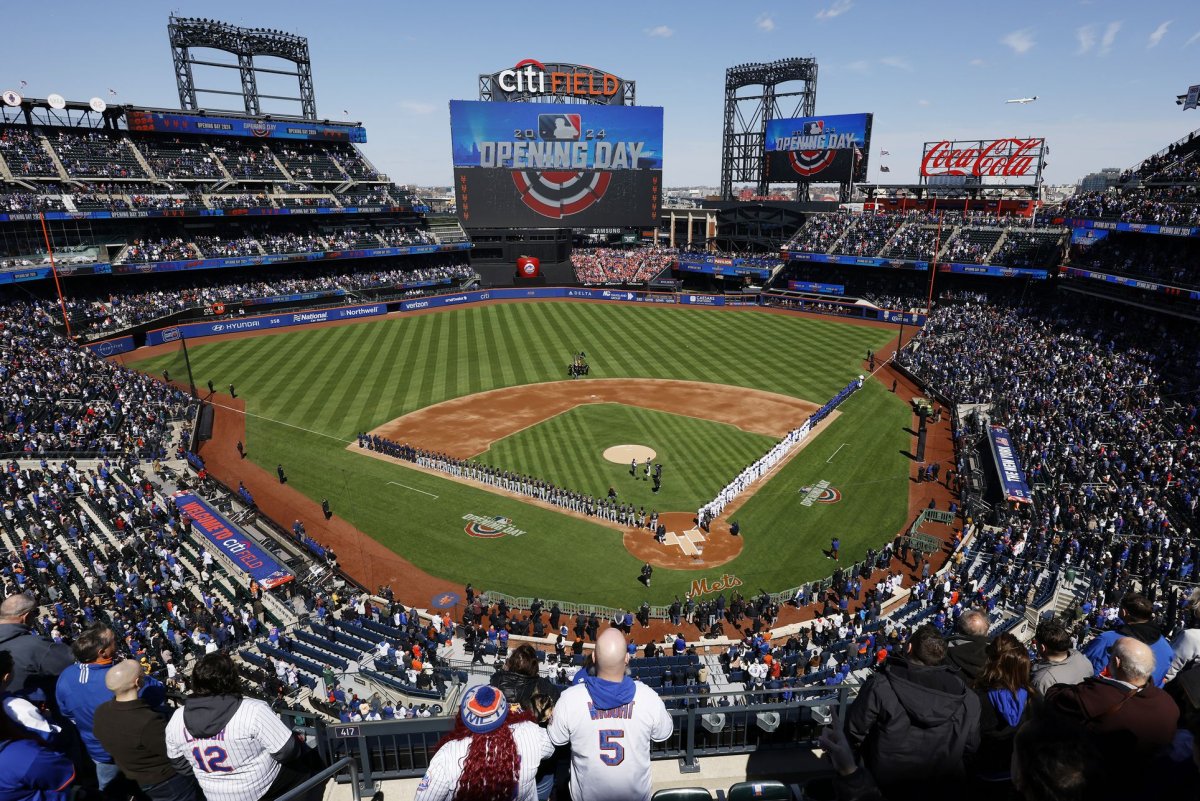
[6,0,1199,186]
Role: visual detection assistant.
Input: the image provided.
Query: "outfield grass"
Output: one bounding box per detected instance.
[130,302,911,607]
[477,404,777,513]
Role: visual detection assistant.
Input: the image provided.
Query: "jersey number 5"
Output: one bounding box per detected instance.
[598,729,625,766]
[192,745,232,773]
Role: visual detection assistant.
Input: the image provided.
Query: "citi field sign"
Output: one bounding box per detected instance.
[486,59,626,103]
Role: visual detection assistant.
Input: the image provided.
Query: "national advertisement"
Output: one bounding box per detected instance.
[145,302,387,345]
[450,100,663,228]
[764,113,872,183]
[987,425,1033,504]
[173,492,294,588]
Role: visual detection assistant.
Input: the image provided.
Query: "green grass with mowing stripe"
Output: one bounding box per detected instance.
[130,302,911,607]
[477,404,776,513]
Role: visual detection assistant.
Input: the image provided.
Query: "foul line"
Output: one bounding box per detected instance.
[387,481,439,499]
[826,443,847,463]
[205,399,353,444]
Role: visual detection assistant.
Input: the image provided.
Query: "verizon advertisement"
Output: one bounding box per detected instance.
[920,138,1045,181]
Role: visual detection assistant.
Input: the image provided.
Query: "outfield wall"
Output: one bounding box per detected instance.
[121,286,922,351]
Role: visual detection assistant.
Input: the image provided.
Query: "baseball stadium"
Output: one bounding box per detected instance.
[0,5,1197,801]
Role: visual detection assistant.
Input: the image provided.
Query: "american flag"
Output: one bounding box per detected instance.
[880,165,891,173]
[853,145,863,161]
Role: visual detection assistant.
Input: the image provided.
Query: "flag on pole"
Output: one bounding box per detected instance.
[880,165,891,173]
[853,145,863,162]
[19,80,27,88]
[881,149,890,155]
[107,88,118,96]
[1186,84,1200,111]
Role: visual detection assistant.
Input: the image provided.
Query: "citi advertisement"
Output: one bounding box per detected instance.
[450,100,663,227]
[765,113,872,183]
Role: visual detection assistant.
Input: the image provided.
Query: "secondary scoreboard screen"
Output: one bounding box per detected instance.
[450,100,663,228]
[764,113,872,183]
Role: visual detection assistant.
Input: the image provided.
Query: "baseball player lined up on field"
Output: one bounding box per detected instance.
[548,628,673,801]
[698,418,815,523]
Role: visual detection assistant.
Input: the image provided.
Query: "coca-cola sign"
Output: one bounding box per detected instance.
[920,137,1045,179]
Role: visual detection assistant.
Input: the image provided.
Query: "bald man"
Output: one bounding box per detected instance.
[548,627,673,801]
[0,592,73,705]
[944,608,991,681]
[94,660,199,801]
[1046,636,1179,754]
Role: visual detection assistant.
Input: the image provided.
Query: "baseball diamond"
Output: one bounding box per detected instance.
[130,299,911,606]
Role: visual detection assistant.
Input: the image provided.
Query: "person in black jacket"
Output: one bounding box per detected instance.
[490,644,562,801]
[944,609,991,682]
[0,593,73,709]
[94,660,200,801]
[845,625,980,801]
[968,633,1033,795]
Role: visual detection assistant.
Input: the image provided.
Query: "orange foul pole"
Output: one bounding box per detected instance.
[38,213,72,338]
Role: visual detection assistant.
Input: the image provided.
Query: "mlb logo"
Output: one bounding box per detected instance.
[801,120,825,136]
[538,114,581,141]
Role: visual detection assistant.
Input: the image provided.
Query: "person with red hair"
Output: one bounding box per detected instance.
[415,685,552,801]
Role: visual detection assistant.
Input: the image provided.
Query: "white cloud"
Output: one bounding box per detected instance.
[918,99,931,107]
[1187,30,1200,46]
[969,58,987,67]
[879,56,913,71]
[816,0,853,20]
[1100,21,1122,54]
[846,60,870,74]
[1148,20,1171,48]
[645,25,674,38]
[755,13,775,32]
[1076,24,1096,54]
[1001,28,1036,55]
[399,101,434,115]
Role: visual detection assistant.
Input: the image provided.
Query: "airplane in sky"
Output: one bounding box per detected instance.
[1005,96,1038,104]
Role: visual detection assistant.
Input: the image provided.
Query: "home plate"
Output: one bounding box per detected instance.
[664,526,707,557]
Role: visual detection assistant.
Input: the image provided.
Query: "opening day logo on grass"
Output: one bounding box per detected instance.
[463,514,527,538]
[798,480,842,506]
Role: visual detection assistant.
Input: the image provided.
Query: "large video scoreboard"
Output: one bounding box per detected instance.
[764,113,872,183]
[450,100,663,228]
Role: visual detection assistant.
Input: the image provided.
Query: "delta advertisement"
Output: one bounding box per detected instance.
[450,100,663,227]
[127,110,367,143]
[765,113,872,183]
[987,425,1033,504]
[173,492,294,588]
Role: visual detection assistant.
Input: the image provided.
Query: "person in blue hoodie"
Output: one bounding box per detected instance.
[548,628,673,801]
[967,633,1033,792]
[55,625,166,792]
[1080,593,1173,686]
[0,709,75,801]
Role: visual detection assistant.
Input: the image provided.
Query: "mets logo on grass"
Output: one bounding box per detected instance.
[799,480,842,507]
[463,514,527,539]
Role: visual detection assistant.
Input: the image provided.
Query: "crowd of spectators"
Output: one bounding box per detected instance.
[193,235,259,259]
[571,246,676,283]
[123,238,193,264]
[138,138,222,179]
[52,131,145,179]
[377,226,436,247]
[207,192,274,209]
[836,214,906,256]
[0,126,59,176]
[1059,189,1200,227]
[1072,233,1200,288]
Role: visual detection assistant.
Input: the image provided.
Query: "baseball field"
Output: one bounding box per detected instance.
[131,301,913,608]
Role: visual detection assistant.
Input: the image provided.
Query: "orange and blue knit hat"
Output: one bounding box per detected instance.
[461,685,508,734]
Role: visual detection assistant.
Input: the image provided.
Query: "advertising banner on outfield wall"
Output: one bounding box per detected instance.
[85,336,135,357]
[173,492,294,588]
[787,281,845,295]
[145,302,387,345]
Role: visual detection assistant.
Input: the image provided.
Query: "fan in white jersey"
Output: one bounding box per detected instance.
[548,628,673,801]
[415,684,552,801]
[165,653,325,801]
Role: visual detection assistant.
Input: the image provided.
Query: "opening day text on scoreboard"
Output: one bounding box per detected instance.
[449,100,663,227]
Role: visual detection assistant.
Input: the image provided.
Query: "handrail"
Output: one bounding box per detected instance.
[275,756,361,801]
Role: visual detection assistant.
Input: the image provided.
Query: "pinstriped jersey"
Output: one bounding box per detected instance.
[414,721,552,801]
[164,698,294,801]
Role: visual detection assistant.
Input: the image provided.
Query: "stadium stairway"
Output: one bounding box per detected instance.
[39,135,71,181]
[125,139,159,181]
[0,152,12,181]
[270,152,295,183]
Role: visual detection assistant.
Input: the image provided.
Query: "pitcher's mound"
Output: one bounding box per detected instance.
[603,444,657,464]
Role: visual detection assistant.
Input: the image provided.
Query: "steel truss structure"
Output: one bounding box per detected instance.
[720,58,818,200]
[168,16,317,119]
